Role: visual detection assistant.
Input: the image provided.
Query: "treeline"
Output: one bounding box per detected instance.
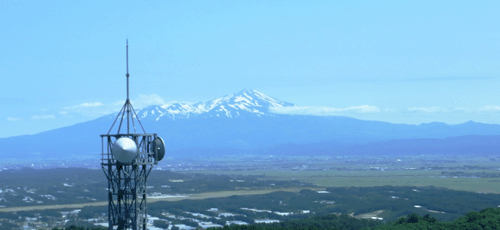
[51,226,106,230]
[375,207,500,230]
[213,208,500,230]
[223,213,379,230]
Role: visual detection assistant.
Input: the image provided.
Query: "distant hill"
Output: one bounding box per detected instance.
[1,89,500,161]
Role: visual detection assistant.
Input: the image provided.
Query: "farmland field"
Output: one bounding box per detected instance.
[1,154,499,229]
[187,155,500,194]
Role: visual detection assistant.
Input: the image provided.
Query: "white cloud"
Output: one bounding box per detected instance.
[271,105,380,116]
[344,105,381,113]
[81,102,103,107]
[59,101,108,117]
[406,106,500,114]
[7,117,21,121]
[453,107,470,112]
[58,95,167,118]
[131,94,166,109]
[407,106,500,114]
[63,102,103,110]
[479,105,500,111]
[407,107,445,113]
[31,115,55,120]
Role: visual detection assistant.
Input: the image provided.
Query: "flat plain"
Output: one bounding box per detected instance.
[1,154,499,229]
[186,155,500,194]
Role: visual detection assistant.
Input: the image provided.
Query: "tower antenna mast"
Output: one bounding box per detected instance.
[100,40,166,230]
[126,39,130,133]
[126,39,130,102]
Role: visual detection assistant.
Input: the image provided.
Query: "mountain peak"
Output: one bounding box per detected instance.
[202,89,294,118]
[232,89,294,108]
[138,89,294,121]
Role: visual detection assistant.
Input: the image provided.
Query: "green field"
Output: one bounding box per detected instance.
[190,165,500,194]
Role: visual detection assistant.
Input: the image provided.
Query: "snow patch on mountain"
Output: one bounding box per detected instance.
[137,89,294,121]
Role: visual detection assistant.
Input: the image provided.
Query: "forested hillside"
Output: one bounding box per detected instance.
[376,207,500,230]
[214,207,500,230]
[212,213,380,230]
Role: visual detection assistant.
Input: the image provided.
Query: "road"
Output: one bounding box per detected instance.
[0,187,319,212]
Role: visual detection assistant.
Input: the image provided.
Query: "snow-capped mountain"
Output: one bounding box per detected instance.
[3,89,500,163]
[138,89,294,121]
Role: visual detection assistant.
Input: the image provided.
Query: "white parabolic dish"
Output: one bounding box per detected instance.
[112,137,138,163]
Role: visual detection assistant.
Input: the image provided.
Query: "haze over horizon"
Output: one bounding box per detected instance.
[2,1,499,138]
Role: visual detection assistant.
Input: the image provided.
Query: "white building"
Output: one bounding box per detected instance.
[254,219,280,224]
[227,221,248,226]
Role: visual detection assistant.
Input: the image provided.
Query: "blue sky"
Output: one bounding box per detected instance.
[1,0,499,138]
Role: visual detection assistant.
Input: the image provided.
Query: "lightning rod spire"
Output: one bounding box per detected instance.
[126,39,130,102]
[126,39,130,133]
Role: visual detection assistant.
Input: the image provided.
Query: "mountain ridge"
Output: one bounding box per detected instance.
[1,89,500,162]
[137,89,294,121]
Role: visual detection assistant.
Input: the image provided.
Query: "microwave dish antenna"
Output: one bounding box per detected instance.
[112,137,138,163]
[100,40,165,230]
[151,137,165,161]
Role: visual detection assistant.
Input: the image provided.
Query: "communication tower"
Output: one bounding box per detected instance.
[100,40,165,230]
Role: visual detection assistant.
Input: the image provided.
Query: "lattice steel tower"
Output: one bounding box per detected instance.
[100,40,165,230]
